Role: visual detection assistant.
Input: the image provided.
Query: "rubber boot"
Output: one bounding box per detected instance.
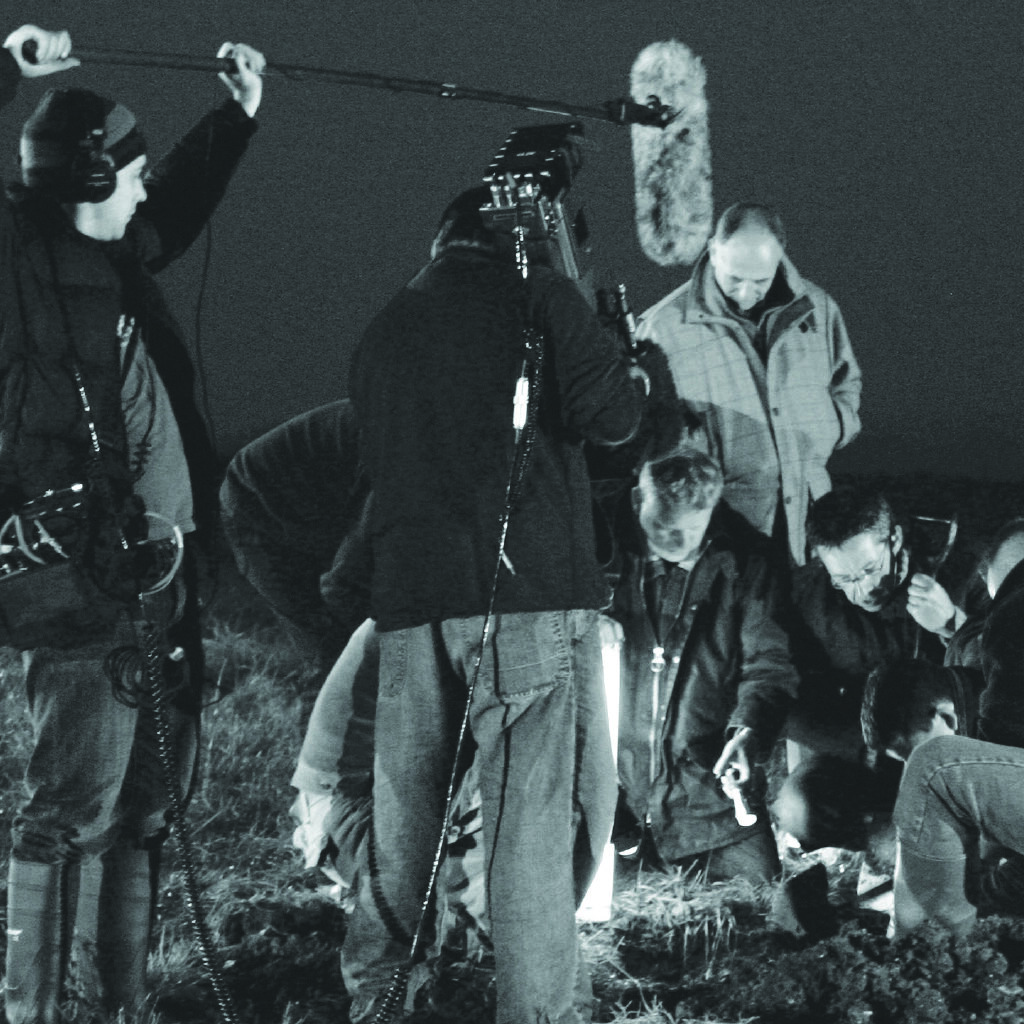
[4,858,77,1024]
[71,856,104,1013]
[73,845,156,1017]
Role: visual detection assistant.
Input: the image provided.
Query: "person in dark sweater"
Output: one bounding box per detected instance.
[976,517,1024,748]
[220,400,373,675]
[344,185,648,1024]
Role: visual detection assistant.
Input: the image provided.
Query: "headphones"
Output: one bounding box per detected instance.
[64,125,117,204]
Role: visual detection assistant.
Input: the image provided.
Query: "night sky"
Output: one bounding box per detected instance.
[3,1,1021,480]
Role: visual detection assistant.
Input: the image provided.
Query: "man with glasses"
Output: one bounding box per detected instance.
[785,485,982,760]
[795,527,1024,938]
[775,484,987,856]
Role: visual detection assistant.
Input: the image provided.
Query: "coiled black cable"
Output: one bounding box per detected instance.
[139,610,241,1024]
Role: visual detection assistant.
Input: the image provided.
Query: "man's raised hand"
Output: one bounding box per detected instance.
[3,25,79,78]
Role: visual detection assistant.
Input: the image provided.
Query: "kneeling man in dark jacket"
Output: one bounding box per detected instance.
[611,450,798,883]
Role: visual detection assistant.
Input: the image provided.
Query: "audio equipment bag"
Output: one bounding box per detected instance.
[0,360,161,650]
[0,483,134,649]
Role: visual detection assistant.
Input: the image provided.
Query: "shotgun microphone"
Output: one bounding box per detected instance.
[631,39,712,267]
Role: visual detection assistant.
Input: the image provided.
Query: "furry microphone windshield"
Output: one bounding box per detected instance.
[631,40,712,267]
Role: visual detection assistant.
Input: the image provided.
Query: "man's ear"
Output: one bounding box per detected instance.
[891,523,904,552]
[937,704,959,734]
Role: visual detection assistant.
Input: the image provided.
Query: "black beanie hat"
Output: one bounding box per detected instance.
[432,185,502,255]
[19,87,146,199]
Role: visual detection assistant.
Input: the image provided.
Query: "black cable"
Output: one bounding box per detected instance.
[139,610,241,1024]
[104,644,145,707]
[185,105,225,637]
[191,105,219,457]
[192,220,218,456]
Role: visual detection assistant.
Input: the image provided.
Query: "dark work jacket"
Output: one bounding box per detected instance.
[790,566,933,696]
[0,47,257,545]
[351,247,645,631]
[611,502,798,859]
[787,545,988,752]
[979,559,1024,748]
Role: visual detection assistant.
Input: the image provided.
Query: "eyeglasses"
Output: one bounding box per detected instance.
[828,553,888,590]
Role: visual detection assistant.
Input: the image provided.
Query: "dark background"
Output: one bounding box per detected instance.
[3,1,1021,479]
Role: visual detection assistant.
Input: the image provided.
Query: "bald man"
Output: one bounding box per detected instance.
[636,203,862,564]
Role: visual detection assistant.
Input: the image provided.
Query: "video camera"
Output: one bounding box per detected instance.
[480,122,593,298]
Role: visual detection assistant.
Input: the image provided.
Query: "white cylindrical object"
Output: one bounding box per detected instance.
[577,641,621,924]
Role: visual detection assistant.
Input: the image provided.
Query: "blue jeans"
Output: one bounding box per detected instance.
[340,609,615,1024]
[13,615,198,865]
[893,734,1024,936]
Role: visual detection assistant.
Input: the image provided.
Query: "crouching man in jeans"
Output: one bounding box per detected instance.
[891,734,1024,939]
[892,520,1024,939]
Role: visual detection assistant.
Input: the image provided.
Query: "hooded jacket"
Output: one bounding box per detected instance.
[636,249,861,564]
[0,47,257,544]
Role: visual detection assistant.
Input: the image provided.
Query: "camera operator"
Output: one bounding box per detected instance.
[343,184,648,1024]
